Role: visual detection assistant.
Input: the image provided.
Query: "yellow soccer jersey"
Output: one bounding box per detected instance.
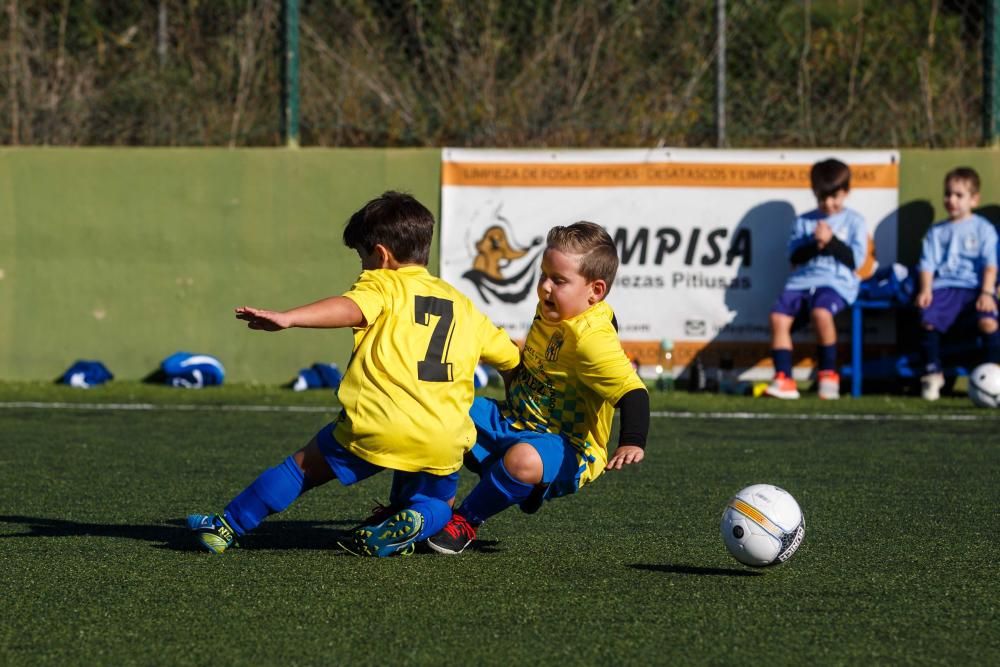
[333,266,520,475]
[504,300,646,487]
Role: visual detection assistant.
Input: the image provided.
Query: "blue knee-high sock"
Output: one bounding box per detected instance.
[457,459,534,526]
[920,329,942,374]
[817,344,837,372]
[984,330,1000,364]
[224,456,305,535]
[408,496,453,540]
[772,349,793,376]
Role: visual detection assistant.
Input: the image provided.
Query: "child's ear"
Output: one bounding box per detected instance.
[589,279,608,303]
[373,243,395,268]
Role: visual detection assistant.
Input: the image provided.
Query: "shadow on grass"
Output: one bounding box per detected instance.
[629,563,763,577]
[0,514,362,552]
[0,515,508,556]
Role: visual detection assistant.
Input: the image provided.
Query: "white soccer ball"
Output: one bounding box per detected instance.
[720,484,805,567]
[968,363,1000,408]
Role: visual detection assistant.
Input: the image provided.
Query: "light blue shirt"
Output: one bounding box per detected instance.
[918,214,998,290]
[784,207,868,303]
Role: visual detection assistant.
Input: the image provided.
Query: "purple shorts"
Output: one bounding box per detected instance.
[920,287,999,332]
[772,287,849,327]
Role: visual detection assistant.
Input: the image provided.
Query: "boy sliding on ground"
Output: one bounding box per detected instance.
[187,192,520,557]
[426,222,650,555]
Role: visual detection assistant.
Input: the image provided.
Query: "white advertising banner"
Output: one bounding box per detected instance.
[440,148,899,374]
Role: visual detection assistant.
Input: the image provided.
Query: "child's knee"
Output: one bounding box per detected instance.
[770,312,791,331]
[294,438,335,488]
[503,443,543,485]
[811,307,834,325]
[980,318,999,335]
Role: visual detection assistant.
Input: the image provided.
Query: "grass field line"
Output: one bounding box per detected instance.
[0,401,994,421]
[650,410,991,421]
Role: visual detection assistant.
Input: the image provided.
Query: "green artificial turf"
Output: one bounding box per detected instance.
[1,383,997,665]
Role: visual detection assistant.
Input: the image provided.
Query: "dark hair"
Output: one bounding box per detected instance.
[546,221,619,294]
[342,191,435,265]
[944,166,980,195]
[810,159,851,199]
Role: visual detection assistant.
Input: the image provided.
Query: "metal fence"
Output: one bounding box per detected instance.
[1,0,996,148]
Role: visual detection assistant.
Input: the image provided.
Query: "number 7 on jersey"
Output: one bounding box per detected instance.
[414,296,455,382]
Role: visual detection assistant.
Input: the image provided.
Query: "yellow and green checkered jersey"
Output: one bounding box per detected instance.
[334,266,521,475]
[504,300,645,487]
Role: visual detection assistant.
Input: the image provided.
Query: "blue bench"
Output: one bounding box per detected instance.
[849,299,976,397]
[849,298,893,397]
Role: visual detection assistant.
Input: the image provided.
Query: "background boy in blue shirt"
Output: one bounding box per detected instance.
[765,159,868,400]
[916,167,999,400]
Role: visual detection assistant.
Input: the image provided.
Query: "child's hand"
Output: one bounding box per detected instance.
[814,220,833,247]
[235,306,292,331]
[606,445,644,470]
[976,291,998,314]
[915,291,933,309]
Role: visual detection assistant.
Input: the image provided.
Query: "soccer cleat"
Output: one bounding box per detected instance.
[351,501,399,531]
[764,372,800,399]
[341,508,424,558]
[187,513,238,554]
[817,370,840,400]
[426,513,477,555]
[921,372,945,401]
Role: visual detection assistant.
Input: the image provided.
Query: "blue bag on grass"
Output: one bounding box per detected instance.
[291,363,342,391]
[59,360,113,388]
[474,363,490,389]
[160,352,225,388]
[858,264,915,305]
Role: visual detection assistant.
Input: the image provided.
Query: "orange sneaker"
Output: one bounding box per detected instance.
[817,370,841,400]
[764,372,800,399]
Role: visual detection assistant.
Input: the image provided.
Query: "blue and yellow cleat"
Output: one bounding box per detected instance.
[339,508,424,558]
[186,513,238,554]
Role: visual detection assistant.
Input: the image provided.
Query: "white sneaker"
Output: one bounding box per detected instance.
[920,372,944,401]
[817,371,840,400]
[764,373,800,399]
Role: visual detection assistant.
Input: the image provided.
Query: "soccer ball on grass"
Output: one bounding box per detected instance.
[968,363,1000,408]
[720,484,804,567]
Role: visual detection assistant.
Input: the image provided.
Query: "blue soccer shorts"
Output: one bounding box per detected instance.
[921,287,998,333]
[772,286,848,318]
[314,422,458,507]
[467,397,585,500]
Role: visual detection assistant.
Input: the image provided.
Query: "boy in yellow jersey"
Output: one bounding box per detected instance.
[186,192,521,557]
[426,222,650,555]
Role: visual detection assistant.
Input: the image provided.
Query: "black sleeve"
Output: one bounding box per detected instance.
[789,241,820,265]
[822,236,856,269]
[615,388,649,449]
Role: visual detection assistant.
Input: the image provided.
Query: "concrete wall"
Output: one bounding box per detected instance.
[0,148,441,382]
[0,147,996,382]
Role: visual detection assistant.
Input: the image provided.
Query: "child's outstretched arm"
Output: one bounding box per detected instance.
[606,388,650,471]
[235,296,365,332]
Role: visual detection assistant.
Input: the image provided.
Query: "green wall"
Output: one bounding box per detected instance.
[898,149,1000,264]
[0,148,441,383]
[0,147,997,382]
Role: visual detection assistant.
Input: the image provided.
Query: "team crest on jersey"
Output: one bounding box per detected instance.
[545,331,565,361]
[962,233,978,253]
[461,212,544,305]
